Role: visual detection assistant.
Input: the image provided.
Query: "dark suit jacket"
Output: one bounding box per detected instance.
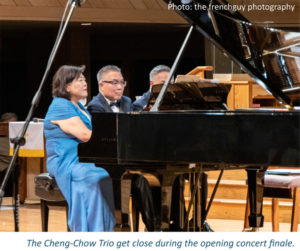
[132,89,151,111]
[87,92,133,113]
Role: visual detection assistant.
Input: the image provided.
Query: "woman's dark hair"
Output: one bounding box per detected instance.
[52,65,86,99]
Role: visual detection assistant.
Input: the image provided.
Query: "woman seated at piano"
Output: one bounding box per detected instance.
[44,65,115,231]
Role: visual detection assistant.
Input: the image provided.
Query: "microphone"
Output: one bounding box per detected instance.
[69,0,86,7]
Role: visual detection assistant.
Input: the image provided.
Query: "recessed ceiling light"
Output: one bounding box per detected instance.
[81,23,92,26]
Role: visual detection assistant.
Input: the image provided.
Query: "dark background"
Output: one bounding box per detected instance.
[0,22,205,120]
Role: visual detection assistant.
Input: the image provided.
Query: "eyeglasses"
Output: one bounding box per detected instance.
[102,80,126,86]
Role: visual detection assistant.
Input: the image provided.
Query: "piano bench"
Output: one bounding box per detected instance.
[34,173,69,232]
[244,170,300,232]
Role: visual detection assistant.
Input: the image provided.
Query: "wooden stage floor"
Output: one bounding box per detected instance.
[0,197,298,232]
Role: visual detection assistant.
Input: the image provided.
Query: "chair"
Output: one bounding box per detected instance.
[244,169,300,232]
[34,173,69,231]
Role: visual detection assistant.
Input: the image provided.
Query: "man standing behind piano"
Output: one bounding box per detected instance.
[87,65,159,231]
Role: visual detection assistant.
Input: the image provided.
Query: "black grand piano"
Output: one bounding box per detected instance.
[79,0,300,231]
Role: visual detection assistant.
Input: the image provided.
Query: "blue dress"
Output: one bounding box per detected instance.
[44,97,115,231]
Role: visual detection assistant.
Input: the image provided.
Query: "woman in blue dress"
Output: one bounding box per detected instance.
[44,65,115,231]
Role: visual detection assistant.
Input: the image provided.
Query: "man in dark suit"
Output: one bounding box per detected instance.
[87,65,133,113]
[133,65,171,111]
[87,65,159,231]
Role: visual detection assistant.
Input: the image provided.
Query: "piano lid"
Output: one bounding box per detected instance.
[164,0,300,108]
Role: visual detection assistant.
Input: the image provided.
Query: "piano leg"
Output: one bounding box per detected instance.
[192,171,204,231]
[111,176,123,231]
[165,170,203,231]
[120,173,132,230]
[160,172,178,230]
[171,174,186,230]
[105,167,130,231]
[246,166,267,229]
[185,171,203,231]
[179,175,185,230]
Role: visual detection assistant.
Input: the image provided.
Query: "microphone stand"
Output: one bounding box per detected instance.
[0,0,81,231]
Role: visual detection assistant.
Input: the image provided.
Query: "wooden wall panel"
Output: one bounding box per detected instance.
[0,6,185,23]
[88,0,105,8]
[118,0,135,9]
[109,0,134,9]
[57,0,67,7]
[80,1,93,8]
[129,0,147,10]
[1,0,298,25]
[71,8,184,23]
[28,0,61,7]
[142,0,162,10]
[56,0,94,8]
[156,0,168,9]
[100,0,132,9]
[0,0,16,6]
[13,0,31,6]
[230,0,299,4]
[0,6,63,21]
